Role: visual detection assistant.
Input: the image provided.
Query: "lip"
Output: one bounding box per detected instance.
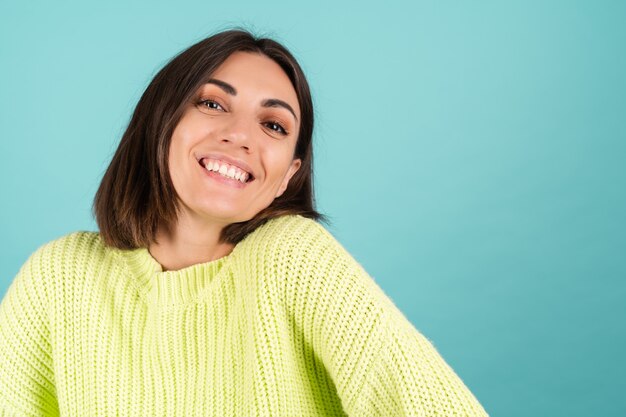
[195,153,256,179]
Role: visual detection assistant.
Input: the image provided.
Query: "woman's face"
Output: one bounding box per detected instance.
[168,51,302,227]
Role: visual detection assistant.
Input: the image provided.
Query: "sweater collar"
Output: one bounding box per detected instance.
[116,215,296,306]
[120,244,234,306]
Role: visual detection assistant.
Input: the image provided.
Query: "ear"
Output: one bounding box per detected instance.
[275,158,302,198]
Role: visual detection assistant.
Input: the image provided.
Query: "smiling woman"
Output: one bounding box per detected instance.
[0,29,490,416]
[153,51,305,270]
[93,32,320,258]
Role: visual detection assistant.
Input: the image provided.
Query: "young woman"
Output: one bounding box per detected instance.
[0,29,489,416]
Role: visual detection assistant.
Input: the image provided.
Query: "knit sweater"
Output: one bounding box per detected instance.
[0,214,488,416]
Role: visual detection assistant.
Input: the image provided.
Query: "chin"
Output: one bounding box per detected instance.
[194,205,256,224]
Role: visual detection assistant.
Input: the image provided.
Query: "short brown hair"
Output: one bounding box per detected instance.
[93,29,326,249]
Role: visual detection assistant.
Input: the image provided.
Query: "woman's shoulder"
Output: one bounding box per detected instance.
[21,231,111,277]
[35,230,107,258]
[6,232,111,307]
[249,214,334,243]
[242,214,368,282]
[241,214,340,257]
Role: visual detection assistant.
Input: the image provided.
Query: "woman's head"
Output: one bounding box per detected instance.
[94,29,324,249]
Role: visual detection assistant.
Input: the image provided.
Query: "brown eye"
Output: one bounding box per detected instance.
[264,121,288,135]
[197,99,225,112]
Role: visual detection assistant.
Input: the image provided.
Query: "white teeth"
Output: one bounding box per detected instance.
[202,158,250,184]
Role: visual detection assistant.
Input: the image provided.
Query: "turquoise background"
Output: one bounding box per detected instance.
[1,1,625,415]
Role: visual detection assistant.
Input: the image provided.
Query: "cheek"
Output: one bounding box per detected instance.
[172,112,217,147]
[263,143,295,177]
[167,137,186,179]
[168,120,215,168]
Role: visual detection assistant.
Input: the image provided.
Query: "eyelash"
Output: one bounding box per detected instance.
[263,121,289,135]
[197,99,225,112]
[196,99,289,136]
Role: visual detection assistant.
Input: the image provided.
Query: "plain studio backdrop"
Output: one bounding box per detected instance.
[1,1,624,416]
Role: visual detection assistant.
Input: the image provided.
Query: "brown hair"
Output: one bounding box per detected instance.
[93,29,327,249]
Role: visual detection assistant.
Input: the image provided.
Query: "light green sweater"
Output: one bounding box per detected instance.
[0,214,488,416]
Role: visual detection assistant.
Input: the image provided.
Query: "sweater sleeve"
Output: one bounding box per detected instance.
[0,246,59,416]
[281,217,489,416]
[352,283,489,416]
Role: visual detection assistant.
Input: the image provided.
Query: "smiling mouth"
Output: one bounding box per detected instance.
[198,158,255,184]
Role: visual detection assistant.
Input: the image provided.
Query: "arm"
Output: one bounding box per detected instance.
[281,217,488,416]
[352,290,489,416]
[0,247,59,416]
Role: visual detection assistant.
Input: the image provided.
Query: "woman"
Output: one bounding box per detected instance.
[0,29,489,416]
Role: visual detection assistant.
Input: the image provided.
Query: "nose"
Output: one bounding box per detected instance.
[219,114,254,152]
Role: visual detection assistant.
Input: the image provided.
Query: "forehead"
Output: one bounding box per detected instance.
[206,52,300,117]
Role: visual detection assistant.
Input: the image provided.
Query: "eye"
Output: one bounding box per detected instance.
[263,121,289,136]
[196,99,225,112]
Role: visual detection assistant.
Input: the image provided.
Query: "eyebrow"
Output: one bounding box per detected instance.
[205,78,298,122]
[206,78,236,95]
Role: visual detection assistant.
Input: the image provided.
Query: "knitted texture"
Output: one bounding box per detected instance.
[0,214,488,416]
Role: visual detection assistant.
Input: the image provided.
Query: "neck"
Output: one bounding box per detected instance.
[148,213,235,272]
